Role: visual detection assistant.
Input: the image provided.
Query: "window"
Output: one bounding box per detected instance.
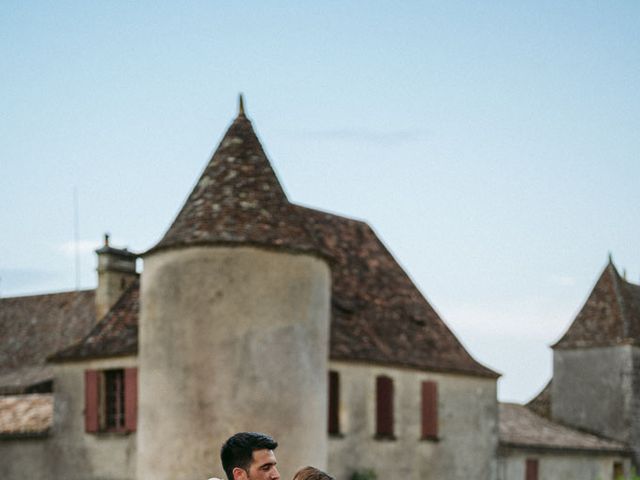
[328,370,340,435]
[85,368,137,433]
[375,375,394,438]
[525,459,538,480]
[421,381,438,440]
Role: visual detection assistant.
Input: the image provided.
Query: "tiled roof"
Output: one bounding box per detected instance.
[499,402,629,454]
[147,108,324,258]
[50,280,139,361]
[0,394,53,437]
[553,261,640,349]
[300,206,498,378]
[7,106,497,378]
[526,379,552,419]
[54,208,496,377]
[0,290,96,392]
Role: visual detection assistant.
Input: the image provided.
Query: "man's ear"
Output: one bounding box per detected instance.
[233,467,248,480]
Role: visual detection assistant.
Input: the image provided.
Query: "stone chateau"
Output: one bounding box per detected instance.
[1,99,638,480]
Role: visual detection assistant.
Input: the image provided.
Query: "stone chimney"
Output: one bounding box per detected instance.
[95,233,138,319]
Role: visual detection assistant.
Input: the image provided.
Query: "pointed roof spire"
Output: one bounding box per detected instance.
[553,258,640,349]
[238,93,245,117]
[147,101,325,258]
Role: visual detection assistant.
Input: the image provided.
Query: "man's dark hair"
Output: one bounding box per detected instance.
[221,432,278,480]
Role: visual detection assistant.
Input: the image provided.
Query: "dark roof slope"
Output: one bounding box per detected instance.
[51,280,139,361]
[499,402,629,454]
[553,260,640,349]
[148,108,323,258]
[0,290,95,393]
[526,379,552,419]
[300,206,498,378]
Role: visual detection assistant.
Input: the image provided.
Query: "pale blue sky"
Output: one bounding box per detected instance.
[1,1,638,401]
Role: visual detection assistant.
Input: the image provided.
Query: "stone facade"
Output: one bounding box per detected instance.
[0,356,137,480]
[553,346,634,443]
[498,449,629,480]
[4,102,635,480]
[137,246,331,480]
[328,361,497,480]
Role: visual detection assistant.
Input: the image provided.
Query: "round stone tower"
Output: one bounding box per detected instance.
[137,98,331,480]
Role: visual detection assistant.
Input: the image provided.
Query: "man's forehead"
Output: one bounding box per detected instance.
[251,449,277,465]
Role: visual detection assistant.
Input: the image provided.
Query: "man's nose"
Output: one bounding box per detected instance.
[270,467,280,480]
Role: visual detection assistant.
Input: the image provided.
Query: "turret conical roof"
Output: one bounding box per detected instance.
[553,258,640,349]
[148,100,323,257]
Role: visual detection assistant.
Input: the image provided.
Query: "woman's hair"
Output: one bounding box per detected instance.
[293,466,335,480]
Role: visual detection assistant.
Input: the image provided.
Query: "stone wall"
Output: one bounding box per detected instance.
[0,356,137,480]
[327,361,498,480]
[498,448,630,480]
[138,246,331,480]
[631,347,640,468]
[553,346,633,443]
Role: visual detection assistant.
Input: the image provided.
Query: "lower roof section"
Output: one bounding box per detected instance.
[499,403,629,455]
[0,394,52,437]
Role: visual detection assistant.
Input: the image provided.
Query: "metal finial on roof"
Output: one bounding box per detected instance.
[608,251,613,264]
[104,233,110,247]
[238,93,245,117]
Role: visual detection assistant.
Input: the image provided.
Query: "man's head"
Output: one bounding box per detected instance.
[221,432,280,480]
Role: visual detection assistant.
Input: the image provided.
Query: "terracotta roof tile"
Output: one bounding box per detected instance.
[50,280,139,361]
[299,206,498,378]
[0,394,52,436]
[553,261,640,349]
[50,207,496,377]
[148,112,324,258]
[0,290,95,392]
[499,402,629,454]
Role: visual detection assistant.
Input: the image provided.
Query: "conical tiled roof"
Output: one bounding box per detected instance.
[148,99,323,257]
[553,259,640,349]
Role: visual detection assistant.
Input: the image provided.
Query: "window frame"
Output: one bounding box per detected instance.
[85,367,137,434]
[328,370,341,436]
[525,458,539,480]
[375,375,395,439]
[421,380,439,441]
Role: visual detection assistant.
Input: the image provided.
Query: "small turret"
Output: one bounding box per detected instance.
[137,98,331,480]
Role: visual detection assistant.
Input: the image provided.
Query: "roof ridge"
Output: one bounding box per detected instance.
[0,289,94,301]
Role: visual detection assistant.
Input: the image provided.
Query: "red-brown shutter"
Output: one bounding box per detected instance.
[525,459,539,480]
[328,370,340,435]
[421,381,438,439]
[85,370,99,433]
[124,368,138,432]
[376,375,394,437]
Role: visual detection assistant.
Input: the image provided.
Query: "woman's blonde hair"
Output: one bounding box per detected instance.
[292,466,335,480]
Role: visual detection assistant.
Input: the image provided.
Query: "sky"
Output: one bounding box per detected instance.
[1,1,638,402]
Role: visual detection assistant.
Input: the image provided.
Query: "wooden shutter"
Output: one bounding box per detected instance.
[525,459,538,480]
[85,370,100,433]
[376,375,394,437]
[421,381,438,439]
[124,368,138,432]
[328,370,340,435]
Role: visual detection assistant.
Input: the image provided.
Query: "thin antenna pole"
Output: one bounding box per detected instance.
[73,187,80,290]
